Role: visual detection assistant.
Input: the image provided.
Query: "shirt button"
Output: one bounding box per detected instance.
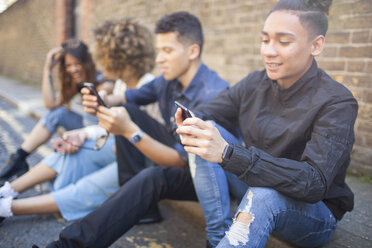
[170,116,175,122]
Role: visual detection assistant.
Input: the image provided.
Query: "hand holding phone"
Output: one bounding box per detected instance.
[83,82,107,107]
[175,101,195,121]
[50,137,69,154]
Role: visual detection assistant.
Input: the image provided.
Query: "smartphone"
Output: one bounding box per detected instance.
[175,101,195,121]
[83,82,107,107]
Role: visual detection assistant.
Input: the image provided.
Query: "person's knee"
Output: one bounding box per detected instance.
[225,216,252,246]
[236,212,253,224]
[224,190,256,246]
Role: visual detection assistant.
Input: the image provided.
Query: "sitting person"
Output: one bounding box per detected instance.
[44,11,247,248]
[0,39,96,183]
[0,18,161,223]
[176,0,358,247]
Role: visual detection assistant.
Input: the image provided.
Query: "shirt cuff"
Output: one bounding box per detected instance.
[219,143,253,177]
[125,90,134,104]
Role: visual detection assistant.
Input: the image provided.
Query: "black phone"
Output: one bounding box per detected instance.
[175,101,195,120]
[83,82,107,107]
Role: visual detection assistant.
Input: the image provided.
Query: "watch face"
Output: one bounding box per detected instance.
[130,130,144,144]
[132,134,141,143]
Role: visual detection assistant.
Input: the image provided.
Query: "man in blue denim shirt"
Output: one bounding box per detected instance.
[45,11,245,248]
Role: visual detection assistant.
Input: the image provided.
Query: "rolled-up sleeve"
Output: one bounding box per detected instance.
[125,79,158,106]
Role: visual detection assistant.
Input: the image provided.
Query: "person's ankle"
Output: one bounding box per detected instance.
[0,182,19,198]
[15,148,30,161]
[0,197,13,217]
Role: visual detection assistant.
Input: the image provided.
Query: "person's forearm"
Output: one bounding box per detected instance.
[42,66,59,109]
[135,133,186,167]
[105,94,125,107]
[122,125,186,167]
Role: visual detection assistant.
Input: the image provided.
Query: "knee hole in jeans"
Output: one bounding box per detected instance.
[225,213,253,246]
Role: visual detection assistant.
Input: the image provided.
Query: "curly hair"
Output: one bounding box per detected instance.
[58,39,96,104]
[93,18,155,81]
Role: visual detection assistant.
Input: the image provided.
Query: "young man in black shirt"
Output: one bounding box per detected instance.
[176,0,357,247]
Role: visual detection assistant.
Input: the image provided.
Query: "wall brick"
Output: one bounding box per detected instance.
[347,61,366,72]
[358,120,372,134]
[317,60,345,71]
[358,106,372,121]
[344,15,372,29]
[365,133,372,148]
[326,31,350,44]
[363,90,372,104]
[330,2,355,16]
[352,30,370,44]
[336,74,372,88]
[354,0,372,14]
[340,45,372,58]
[320,46,339,57]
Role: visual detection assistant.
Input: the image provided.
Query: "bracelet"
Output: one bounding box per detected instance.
[48,73,55,93]
[222,143,234,161]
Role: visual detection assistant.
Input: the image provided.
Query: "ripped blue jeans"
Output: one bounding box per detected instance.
[188,123,248,247]
[217,187,338,248]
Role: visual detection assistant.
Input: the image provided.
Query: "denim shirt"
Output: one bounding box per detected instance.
[196,60,358,220]
[125,64,229,162]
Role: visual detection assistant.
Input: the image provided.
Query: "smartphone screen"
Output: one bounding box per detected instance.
[175,101,195,120]
[83,82,107,107]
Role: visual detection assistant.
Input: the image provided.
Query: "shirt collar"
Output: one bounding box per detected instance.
[177,64,207,101]
[269,60,318,104]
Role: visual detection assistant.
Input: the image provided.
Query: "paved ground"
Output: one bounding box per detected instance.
[0,96,206,248]
[0,75,371,248]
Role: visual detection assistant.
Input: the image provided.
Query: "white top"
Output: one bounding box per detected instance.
[85,73,164,140]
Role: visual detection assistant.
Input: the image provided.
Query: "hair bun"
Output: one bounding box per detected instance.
[304,0,332,14]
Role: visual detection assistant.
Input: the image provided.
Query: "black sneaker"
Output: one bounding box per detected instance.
[0,153,29,183]
[137,204,163,224]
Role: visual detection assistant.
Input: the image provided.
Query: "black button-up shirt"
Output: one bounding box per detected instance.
[196,60,358,220]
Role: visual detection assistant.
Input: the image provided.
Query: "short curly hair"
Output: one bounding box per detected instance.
[93,18,155,81]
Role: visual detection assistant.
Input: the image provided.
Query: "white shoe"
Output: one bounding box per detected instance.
[0,196,13,217]
[0,181,18,198]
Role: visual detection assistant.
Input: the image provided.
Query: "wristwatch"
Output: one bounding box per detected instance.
[130,130,144,144]
[222,143,233,161]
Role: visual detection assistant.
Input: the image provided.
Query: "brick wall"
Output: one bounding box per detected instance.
[321,0,372,176]
[0,0,56,85]
[0,0,371,175]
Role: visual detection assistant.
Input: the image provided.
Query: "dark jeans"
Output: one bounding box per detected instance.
[47,103,197,248]
[115,103,178,186]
